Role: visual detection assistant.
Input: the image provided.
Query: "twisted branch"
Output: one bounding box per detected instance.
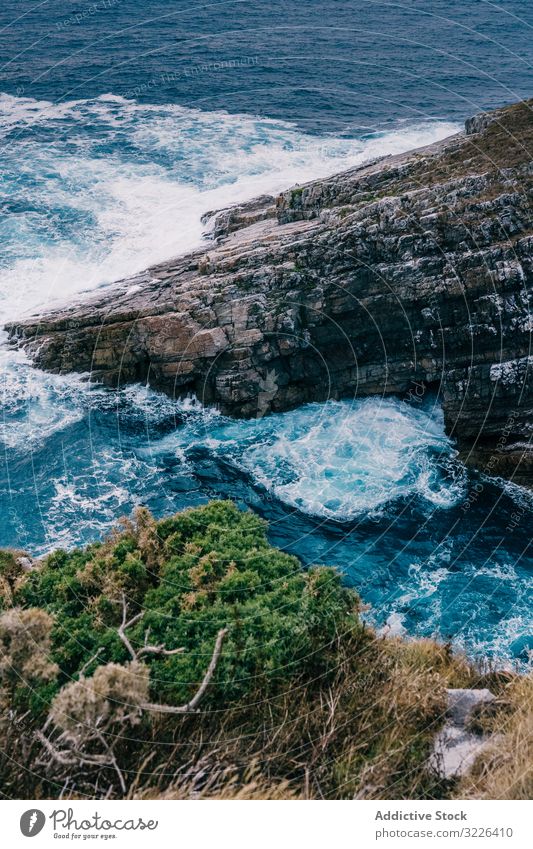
[141,628,228,714]
[37,602,228,792]
[117,593,185,660]
[117,594,144,660]
[35,730,111,768]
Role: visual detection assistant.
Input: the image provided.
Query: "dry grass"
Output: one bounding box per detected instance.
[130,639,533,802]
[117,633,469,801]
[135,764,300,800]
[1,501,530,801]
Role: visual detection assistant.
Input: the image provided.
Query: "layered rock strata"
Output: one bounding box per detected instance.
[6,100,533,484]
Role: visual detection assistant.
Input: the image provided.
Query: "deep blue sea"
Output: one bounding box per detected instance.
[0,1,532,663]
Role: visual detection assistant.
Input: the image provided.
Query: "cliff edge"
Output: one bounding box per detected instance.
[6,100,533,485]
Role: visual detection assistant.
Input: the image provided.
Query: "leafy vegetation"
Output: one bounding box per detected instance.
[289,186,304,206]
[0,501,528,799]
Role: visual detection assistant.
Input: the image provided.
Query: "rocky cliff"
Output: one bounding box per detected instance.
[6,100,533,485]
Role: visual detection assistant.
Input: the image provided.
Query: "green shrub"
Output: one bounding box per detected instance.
[16,501,360,709]
[0,501,483,800]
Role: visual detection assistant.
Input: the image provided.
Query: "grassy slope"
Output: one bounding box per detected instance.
[0,501,529,800]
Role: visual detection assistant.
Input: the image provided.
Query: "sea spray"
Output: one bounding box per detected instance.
[0,94,531,662]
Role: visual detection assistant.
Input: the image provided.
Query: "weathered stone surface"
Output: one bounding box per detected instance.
[6,100,533,485]
[431,689,497,779]
[202,194,276,240]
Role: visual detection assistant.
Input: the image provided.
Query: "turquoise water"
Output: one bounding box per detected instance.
[0,1,532,663]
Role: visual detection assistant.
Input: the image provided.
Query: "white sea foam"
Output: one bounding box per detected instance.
[454,615,533,669]
[0,342,90,449]
[0,93,461,465]
[0,348,202,451]
[148,397,467,519]
[0,92,459,323]
[41,450,167,554]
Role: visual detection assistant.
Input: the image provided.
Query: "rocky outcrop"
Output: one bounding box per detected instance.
[431,688,497,779]
[6,100,533,485]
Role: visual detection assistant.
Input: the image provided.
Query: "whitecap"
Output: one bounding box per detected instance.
[146,397,467,520]
[0,92,459,324]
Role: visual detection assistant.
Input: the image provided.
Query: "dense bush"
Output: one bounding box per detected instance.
[11,501,359,709]
[0,500,503,800]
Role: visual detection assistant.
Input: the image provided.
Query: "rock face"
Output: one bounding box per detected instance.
[6,100,533,485]
[431,688,497,780]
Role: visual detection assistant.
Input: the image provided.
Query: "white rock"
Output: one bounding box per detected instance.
[431,688,496,779]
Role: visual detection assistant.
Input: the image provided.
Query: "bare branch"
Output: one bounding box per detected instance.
[35,731,77,765]
[185,628,228,711]
[116,595,183,661]
[35,731,110,768]
[96,730,126,795]
[137,644,185,659]
[116,593,144,660]
[78,647,105,678]
[141,628,228,715]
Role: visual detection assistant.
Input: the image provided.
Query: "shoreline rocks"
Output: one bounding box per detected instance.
[6,99,533,485]
[431,688,497,780]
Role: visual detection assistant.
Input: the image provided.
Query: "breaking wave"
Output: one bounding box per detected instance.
[0,92,531,664]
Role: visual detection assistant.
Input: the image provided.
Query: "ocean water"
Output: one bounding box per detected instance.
[0,1,532,663]
[1,1,532,133]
